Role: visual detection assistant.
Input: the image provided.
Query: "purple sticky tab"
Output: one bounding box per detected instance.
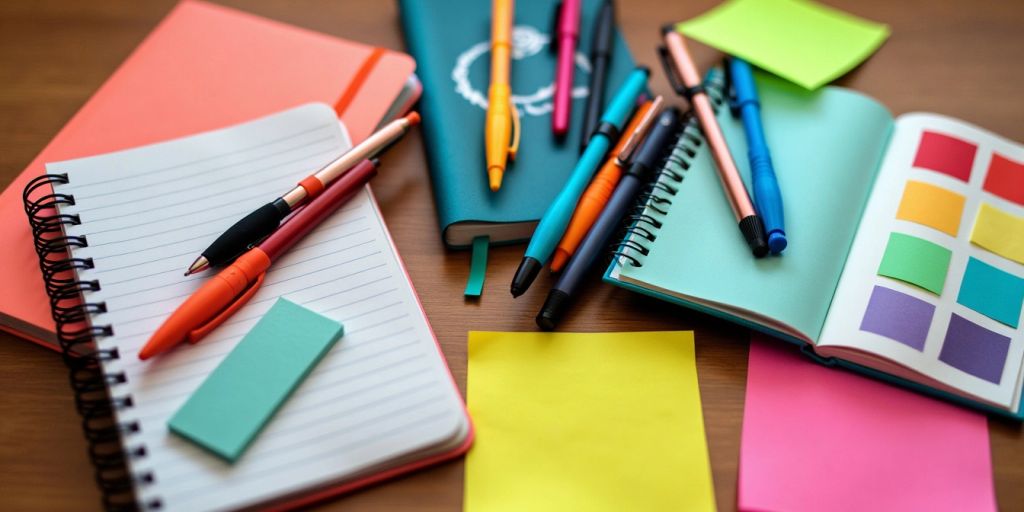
[860,286,936,350]
[939,314,1011,384]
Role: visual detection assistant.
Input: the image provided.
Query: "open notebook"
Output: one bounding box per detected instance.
[25,104,471,510]
[606,69,1024,418]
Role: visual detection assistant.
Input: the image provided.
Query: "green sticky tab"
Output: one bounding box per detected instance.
[169,299,344,462]
[878,233,952,295]
[464,236,489,297]
[678,0,890,89]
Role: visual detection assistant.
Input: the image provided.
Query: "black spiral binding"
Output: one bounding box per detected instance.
[610,72,727,269]
[23,174,155,511]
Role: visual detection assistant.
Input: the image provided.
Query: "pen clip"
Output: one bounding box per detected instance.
[656,46,688,98]
[550,2,562,53]
[185,272,266,344]
[508,97,521,158]
[723,57,741,118]
[618,96,664,165]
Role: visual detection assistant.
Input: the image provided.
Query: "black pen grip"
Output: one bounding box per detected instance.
[203,201,289,267]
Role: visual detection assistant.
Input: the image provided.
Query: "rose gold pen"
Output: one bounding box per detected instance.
[184,112,421,275]
[658,27,768,257]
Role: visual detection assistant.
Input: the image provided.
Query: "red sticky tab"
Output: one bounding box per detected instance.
[912,131,977,182]
[984,153,1024,206]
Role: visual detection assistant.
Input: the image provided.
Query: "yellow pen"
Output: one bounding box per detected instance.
[485,0,520,192]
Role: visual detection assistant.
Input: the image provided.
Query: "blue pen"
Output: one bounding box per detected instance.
[536,107,683,329]
[510,66,650,297]
[728,57,787,254]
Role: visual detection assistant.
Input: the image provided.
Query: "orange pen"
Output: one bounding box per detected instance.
[138,159,379,360]
[550,97,662,272]
[485,0,520,191]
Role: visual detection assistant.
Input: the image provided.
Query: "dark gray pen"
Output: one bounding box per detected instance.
[538,106,683,330]
[579,0,615,153]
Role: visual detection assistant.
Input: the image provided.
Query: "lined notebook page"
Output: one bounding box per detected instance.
[48,104,468,511]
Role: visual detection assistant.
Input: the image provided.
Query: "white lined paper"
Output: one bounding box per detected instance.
[49,103,467,511]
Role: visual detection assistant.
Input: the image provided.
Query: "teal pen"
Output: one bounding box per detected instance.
[510,66,649,297]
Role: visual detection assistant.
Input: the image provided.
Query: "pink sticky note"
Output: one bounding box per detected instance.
[740,336,996,512]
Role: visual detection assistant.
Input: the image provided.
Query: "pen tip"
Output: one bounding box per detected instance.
[185,256,210,276]
[488,169,503,192]
[405,111,421,126]
[510,257,543,297]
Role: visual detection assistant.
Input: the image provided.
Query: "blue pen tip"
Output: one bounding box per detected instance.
[768,231,788,255]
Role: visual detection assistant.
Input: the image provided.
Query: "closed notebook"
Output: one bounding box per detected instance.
[23,103,472,511]
[399,0,636,248]
[0,0,417,347]
[606,69,1024,419]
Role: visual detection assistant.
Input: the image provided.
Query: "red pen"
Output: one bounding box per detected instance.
[552,0,581,136]
[138,159,379,360]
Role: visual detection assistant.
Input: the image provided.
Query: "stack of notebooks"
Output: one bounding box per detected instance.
[11,1,472,509]
[606,69,1024,419]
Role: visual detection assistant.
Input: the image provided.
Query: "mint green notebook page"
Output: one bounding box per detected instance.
[617,72,893,342]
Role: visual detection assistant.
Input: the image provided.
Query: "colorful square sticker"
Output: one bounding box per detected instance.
[983,153,1024,206]
[938,314,1011,384]
[878,233,952,295]
[912,131,977,182]
[860,285,936,350]
[971,203,1024,265]
[895,180,965,236]
[957,257,1024,328]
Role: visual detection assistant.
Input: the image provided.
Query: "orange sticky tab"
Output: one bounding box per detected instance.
[299,175,326,198]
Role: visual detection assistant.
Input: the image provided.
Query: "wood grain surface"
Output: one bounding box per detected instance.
[1,1,1021,510]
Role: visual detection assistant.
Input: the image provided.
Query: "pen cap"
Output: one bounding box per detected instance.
[727,57,760,107]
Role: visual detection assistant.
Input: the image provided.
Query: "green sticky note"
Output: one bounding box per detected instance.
[878,233,952,295]
[169,299,344,462]
[678,0,890,89]
[464,236,489,297]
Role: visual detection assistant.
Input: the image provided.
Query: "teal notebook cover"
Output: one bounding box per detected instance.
[604,71,1024,419]
[399,0,636,248]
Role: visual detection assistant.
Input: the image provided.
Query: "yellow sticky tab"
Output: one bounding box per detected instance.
[508,98,520,158]
[896,180,965,236]
[465,331,717,512]
[971,203,1024,265]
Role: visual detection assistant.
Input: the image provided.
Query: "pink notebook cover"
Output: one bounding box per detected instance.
[740,336,995,512]
[0,0,415,346]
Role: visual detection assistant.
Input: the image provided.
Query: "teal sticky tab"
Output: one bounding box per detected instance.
[168,299,344,462]
[957,257,1024,328]
[464,236,489,297]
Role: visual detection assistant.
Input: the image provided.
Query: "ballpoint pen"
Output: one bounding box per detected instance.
[140,159,378,360]
[537,107,682,330]
[579,0,615,153]
[510,66,648,297]
[728,56,787,254]
[184,112,419,276]
[551,96,662,272]
[658,26,768,257]
[552,0,581,137]
[485,0,520,192]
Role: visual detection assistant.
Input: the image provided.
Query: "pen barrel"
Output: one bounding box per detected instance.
[749,149,784,235]
[486,84,513,170]
[580,56,609,147]
[553,41,576,134]
[202,201,289,267]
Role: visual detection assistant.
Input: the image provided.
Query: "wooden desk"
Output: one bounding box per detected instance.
[1,1,1021,510]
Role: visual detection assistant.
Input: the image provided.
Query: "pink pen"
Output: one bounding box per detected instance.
[659,27,768,257]
[552,0,581,136]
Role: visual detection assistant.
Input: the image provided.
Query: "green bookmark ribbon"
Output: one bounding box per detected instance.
[465,236,489,297]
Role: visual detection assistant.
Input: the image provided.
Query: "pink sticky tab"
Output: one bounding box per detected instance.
[913,131,977,182]
[984,153,1024,206]
[739,337,996,512]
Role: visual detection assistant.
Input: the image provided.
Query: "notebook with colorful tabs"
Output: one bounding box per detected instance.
[605,69,1024,419]
[0,0,417,348]
[398,0,636,248]
[23,103,472,511]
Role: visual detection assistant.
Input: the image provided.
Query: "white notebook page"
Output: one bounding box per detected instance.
[48,104,468,511]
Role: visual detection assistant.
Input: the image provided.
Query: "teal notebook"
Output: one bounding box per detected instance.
[399,0,636,248]
[606,70,1024,419]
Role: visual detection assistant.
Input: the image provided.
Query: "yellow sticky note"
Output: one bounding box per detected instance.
[896,181,965,236]
[972,203,1024,265]
[465,331,716,512]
